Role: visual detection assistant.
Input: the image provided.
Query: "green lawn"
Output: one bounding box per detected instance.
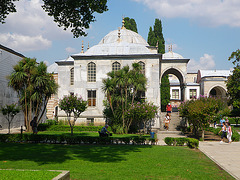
[0,143,233,180]
[36,131,152,138]
[0,169,60,180]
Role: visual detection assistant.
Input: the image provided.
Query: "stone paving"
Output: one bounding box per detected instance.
[199,141,240,180]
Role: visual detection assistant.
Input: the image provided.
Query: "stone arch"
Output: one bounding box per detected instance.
[161,67,186,101]
[207,85,227,101]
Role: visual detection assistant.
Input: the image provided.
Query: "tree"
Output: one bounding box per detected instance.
[102,63,148,133]
[147,18,165,54]
[147,27,156,47]
[8,57,58,131]
[178,96,226,140]
[160,75,170,112]
[59,94,87,135]
[226,49,240,115]
[1,104,20,134]
[124,17,138,33]
[125,102,158,133]
[0,0,108,38]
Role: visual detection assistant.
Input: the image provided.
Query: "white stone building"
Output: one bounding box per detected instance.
[48,25,232,129]
[0,44,25,129]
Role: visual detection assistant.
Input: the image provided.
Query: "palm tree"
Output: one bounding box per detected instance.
[8,58,58,131]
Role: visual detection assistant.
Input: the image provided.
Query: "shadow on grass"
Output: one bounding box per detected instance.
[0,143,152,165]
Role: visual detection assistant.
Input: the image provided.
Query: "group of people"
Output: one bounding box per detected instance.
[219,117,232,143]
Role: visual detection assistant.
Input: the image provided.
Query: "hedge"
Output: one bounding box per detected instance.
[37,124,111,132]
[0,134,157,145]
[164,137,199,149]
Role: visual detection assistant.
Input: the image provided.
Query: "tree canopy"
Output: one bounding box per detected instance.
[124,17,138,33]
[147,18,165,54]
[178,96,226,140]
[8,58,58,131]
[0,0,108,38]
[59,94,87,135]
[102,63,158,133]
[226,49,240,114]
[0,103,20,134]
[160,75,170,111]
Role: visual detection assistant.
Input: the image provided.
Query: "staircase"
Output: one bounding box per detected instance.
[157,112,186,145]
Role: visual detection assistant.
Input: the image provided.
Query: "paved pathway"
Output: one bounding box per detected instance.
[199,141,240,180]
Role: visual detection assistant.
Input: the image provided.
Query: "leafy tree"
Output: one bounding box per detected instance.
[147,27,156,47]
[1,0,108,37]
[178,96,226,140]
[147,18,165,54]
[8,58,58,131]
[102,63,147,133]
[59,94,87,135]
[226,49,240,115]
[124,17,138,33]
[160,75,170,112]
[0,103,20,134]
[125,102,158,133]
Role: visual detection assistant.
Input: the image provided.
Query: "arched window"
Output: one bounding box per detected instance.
[87,62,96,82]
[138,61,145,74]
[70,67,74,85]
[112,62,121,72]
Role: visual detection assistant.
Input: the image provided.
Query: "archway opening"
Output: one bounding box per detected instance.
[209,86,227,102]
[161,68,185,112]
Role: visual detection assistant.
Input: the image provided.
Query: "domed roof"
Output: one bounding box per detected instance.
[162,51,184,59]
[84,41,152,55]
[98,28,149,46]
[75,28,152,56]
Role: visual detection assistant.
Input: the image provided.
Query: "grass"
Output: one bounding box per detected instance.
[30,130,153,138]
[0,143,233,180]
[0,169,60,180]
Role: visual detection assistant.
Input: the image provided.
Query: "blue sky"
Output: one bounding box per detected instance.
[1,0,240,72]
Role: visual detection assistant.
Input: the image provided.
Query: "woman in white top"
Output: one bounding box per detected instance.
[227,122,232,143]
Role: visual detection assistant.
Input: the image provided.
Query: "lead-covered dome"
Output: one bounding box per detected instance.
[162,51,184,59]
[98,29,149,46]
[76,28,153,56]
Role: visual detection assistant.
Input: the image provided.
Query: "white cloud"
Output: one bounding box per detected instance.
[65,47,77,53]
[187,54,215,72]
[0,33,51,52]
[0,0,72,52]
[133,0,240,27]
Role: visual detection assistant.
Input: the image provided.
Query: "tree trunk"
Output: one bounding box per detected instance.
[8,122,11,134]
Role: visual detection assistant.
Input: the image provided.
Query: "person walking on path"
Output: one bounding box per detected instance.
[166,103,172,118]
[219,122,226,143]
[227,122,232,143]
[164,113,170,131]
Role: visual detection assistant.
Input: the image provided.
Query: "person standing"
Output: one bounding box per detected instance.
[166,103,172,118]
[30,116,38,134]
[219,116,225,127]
[227,122,232,143]
[219,122,226,143]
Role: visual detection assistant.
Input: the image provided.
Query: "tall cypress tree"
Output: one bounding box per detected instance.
[147,26,156,46]
[160,75,170,112]
[124,17,138,33]
[147,18,165,54]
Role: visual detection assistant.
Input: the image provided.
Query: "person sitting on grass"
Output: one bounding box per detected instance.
[100,125,110,137]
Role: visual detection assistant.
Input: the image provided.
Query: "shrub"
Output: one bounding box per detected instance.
[164,137,199,149]
[164,137,175,146]
[187,138,199,149]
